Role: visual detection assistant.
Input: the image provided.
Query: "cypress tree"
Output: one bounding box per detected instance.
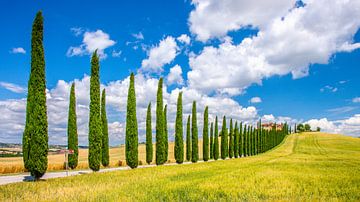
[250,126,253,156]
[229,119,234,158]
[234,121,238,158]
[243,125,247,156]
[146,102,152,164]
[125,73,138,169]
[101,89,109,167]
[186,115,191,161]
[210,122,214,159]
[68,83,78,169]
[221,116,228,159]
[191,101,199,162]
[164,105,168,162]
[239,122,243,157]
[156,78,165,165]
[174,92,184,164]
[88,51,102,172]
[202,106,209,161]
[22,11,48,178]
[214,116,219,160]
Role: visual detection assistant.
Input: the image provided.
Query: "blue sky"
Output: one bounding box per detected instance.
[1,0,360,145]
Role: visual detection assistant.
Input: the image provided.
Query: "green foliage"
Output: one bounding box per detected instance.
[202,106,209,161]
[221,116,228,159]
[316,127,321,132]
[234,121,238,158]
[229,119,234,158]
[156,78,166,165]
[186,115,191,161]
[191,101,199,163]
[125,73,138,169]
[88,51,102,172]
[239,122,243,157]
[68,83,78,169]
[23,11,49,178]
[210,122,214,159]
[101,89,109,167]
[304,124,311,132]
[174,92,184,164]
[214,116,219,160]
[164,105,169,161]
[146,102,153,164]
[297,123,304,132]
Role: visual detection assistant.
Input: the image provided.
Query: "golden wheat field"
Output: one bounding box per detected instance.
[0,140,205,174]
[1,132,359,201]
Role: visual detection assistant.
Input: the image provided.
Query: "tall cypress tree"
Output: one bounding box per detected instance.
[234,121,238,158]
[164,105,168,162]
[23,11,48,178]
[202,106,209,161]
[186,115,191,161]
[229,119,234,158]
[214,116,219,160]
[146,102,152,164]
[125,73,138,169]
[88,51,102,172]
[68,83,78,169]
[210,122,214,159]
[221,116,228,159]
[239,122,243,157]
[191,101,198,162]
[174,92,184,164]
[101,89,109,167]
[156,78,165,165]
[243,125,247,156]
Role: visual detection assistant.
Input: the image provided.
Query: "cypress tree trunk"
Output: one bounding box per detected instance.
[68,83,78,169]
[174,92,184,164]
[23,11,48,178]
[125,73,139,169]
[234,121,238,158]
[186,115,191,161]
[101,89,109,167]
[89,51,102,172]
[214,116,219,160]
[202,106,209,161]
[146,102,153,164]
[229,119,234,158]
[221,116,227,160]
[164,105,168,162]
[209,122,214,159]
[156,78,165,165]
[250,126,253,156]
[191,101,198,163]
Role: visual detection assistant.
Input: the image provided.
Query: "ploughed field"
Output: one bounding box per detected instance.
[1,132,359,201]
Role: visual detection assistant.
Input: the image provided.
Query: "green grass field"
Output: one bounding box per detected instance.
[1,132,359,201]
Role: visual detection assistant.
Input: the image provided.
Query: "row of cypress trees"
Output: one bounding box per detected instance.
[23,12,291,178]
[140,76,290,165]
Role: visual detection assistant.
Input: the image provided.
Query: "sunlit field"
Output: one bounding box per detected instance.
[0,141,205,174]
[1,132,359,201]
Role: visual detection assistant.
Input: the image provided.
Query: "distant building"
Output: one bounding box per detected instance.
[261,122,283,131]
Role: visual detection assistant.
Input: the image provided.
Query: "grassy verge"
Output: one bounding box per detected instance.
[1,132,359,201]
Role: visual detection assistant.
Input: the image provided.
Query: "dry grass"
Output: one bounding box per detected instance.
[0,140,205,174]
[1,132,359,201]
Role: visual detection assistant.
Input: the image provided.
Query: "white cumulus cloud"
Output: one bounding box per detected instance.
[140,36,179,73]
[10,47,26,54]
[67,30,116,59]
[167,65,184,85]
[187,0,360,95]
[250,97,262,104]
